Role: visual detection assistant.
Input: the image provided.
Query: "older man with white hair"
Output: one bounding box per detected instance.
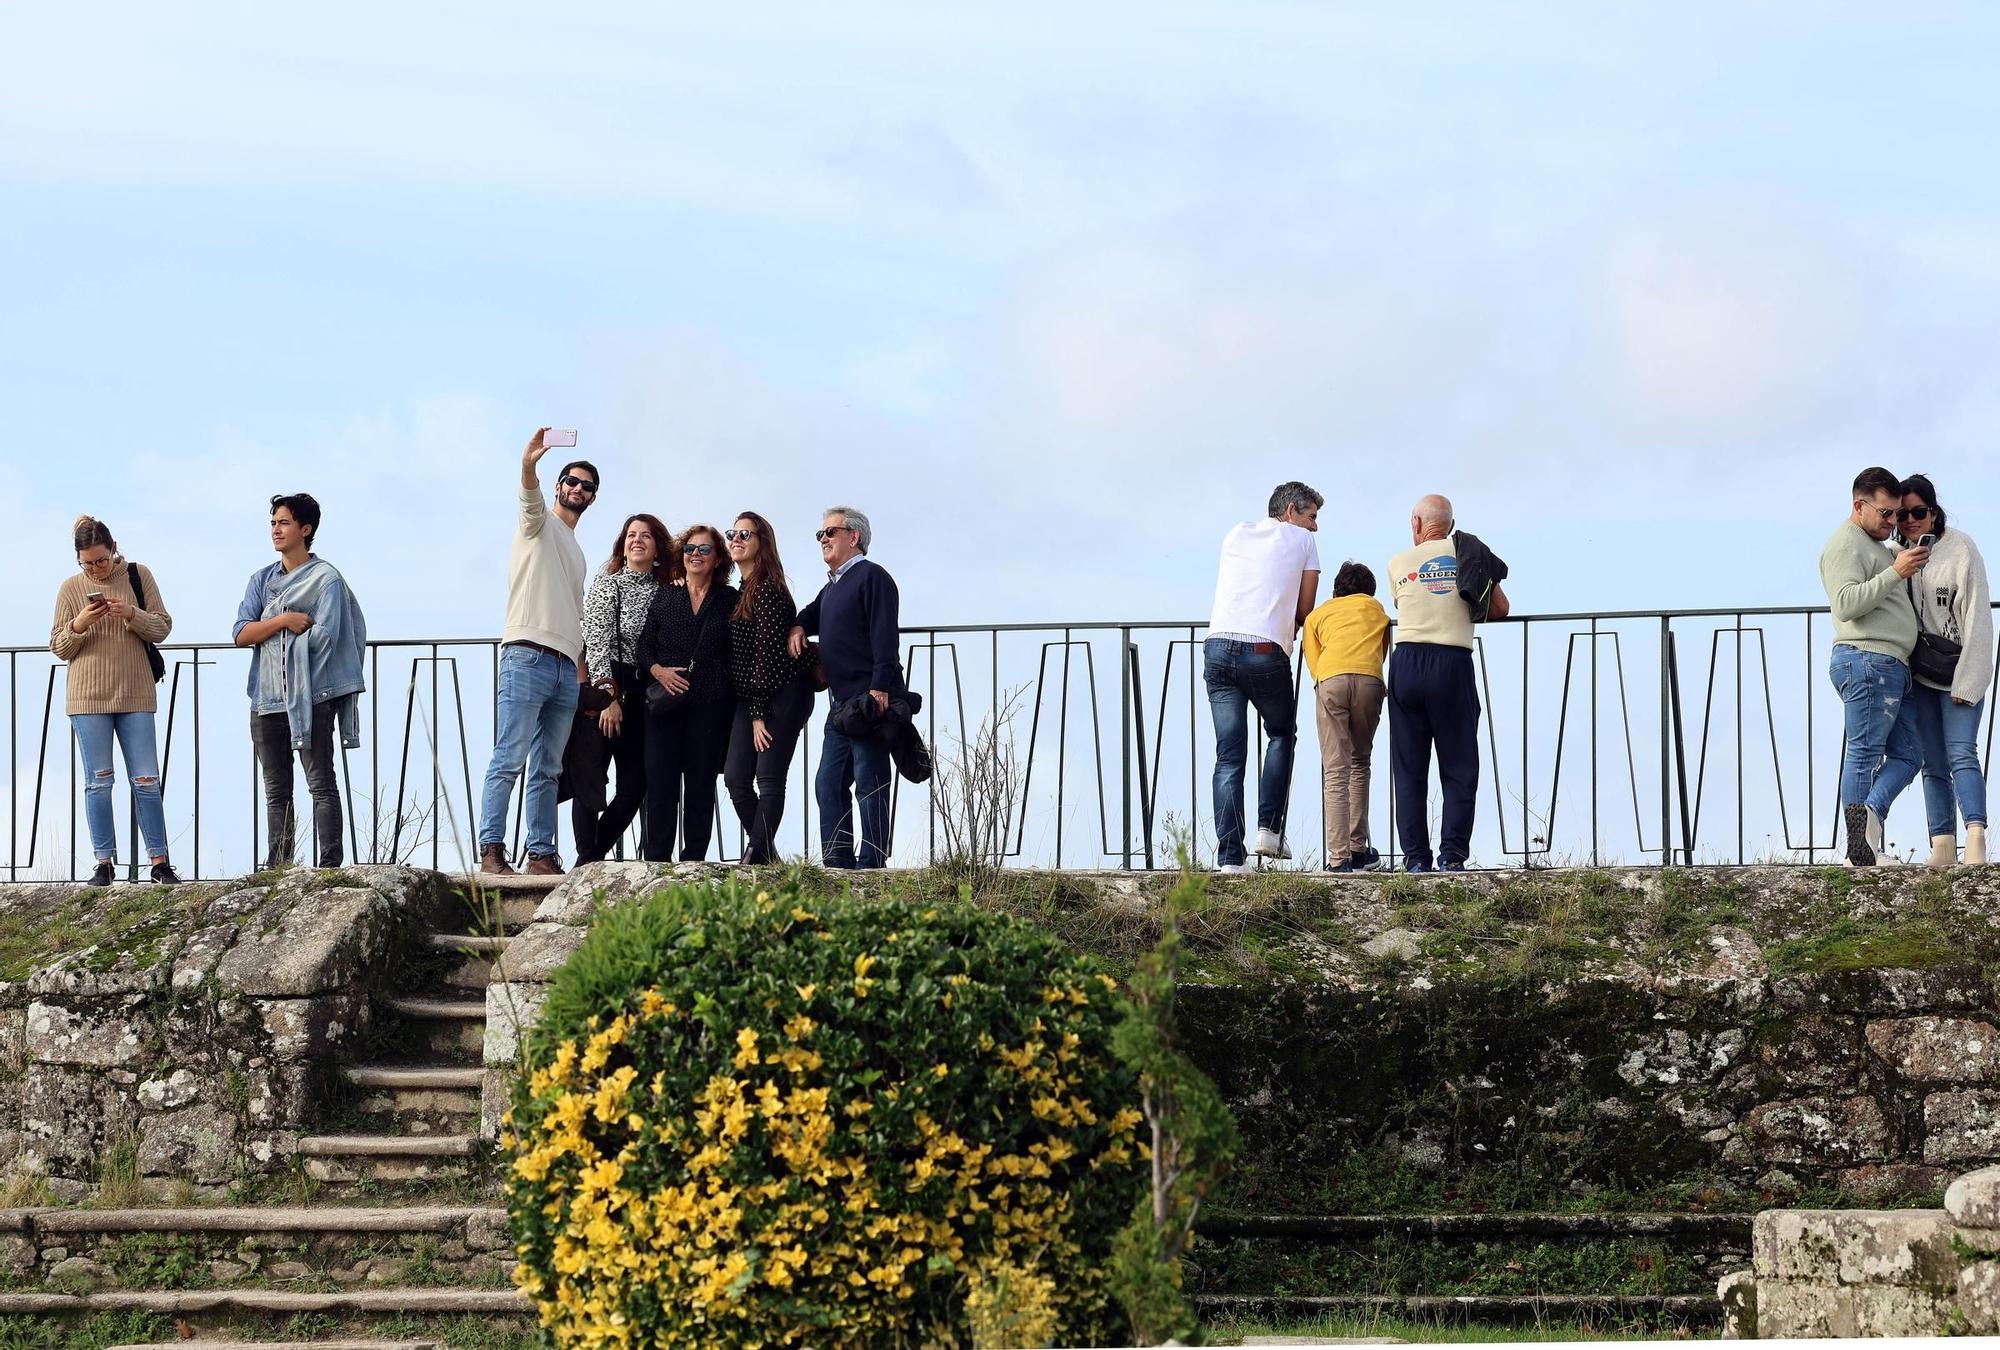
[789,505,905,868]
[1387,493,1509,872]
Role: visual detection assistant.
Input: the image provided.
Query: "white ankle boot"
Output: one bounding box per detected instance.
[1969,823,1989,866]
[1928,833,1957,868]
[1867,807,1901,865]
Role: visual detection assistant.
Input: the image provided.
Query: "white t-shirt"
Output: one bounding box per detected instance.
[1207,519,1321,654]
[1388,538,1475,650]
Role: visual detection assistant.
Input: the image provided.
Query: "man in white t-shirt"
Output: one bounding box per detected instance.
[1386,493,1509,872]
[1205,481,1322,872]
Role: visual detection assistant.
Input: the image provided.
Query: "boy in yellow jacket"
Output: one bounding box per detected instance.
[1302,562,1392,870]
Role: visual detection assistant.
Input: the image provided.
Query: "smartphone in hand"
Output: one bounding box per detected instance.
[1919,534,1936,550]
[545,429,578,448]
[85,592,105,604]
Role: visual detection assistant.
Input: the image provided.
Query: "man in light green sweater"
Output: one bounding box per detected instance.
[1820,466,1927,866]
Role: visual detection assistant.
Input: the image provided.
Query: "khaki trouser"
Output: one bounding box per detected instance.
[1315,674,1385,865]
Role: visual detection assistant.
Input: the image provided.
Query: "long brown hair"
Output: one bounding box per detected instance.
[730,511,789,620]
[601,513,681,582]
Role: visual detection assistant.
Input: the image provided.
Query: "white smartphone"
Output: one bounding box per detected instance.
[1919,534,1936,549]
[545,429,578,448]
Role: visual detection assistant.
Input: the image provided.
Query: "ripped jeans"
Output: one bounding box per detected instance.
[1830,644,1922,819]
[72,711,169,863]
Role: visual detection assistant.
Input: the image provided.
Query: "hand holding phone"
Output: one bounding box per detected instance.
[545,429,578,448]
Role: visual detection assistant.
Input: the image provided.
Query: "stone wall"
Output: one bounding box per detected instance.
[0,866,448,1199]
[1723,1166,2000,1336]
[483,862,2000,1208]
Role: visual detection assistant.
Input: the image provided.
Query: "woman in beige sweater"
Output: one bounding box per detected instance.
[49,516,178,887]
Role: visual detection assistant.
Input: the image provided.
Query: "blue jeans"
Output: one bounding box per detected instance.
[479,645,580,858]
[1830,646,1921,818]
[72,712,169,863]
[1911,683,1988,835]
[816,724,892,868]
[1204,637,1299,866]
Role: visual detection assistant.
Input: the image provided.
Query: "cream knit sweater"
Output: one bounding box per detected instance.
[49,565,173,714]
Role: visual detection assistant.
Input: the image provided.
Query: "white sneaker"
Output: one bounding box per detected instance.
[1216,861,1257,875]
[1253,828,1291,860]
[1866,807,1901,865]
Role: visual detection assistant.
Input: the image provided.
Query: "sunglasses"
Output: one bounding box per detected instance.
[814,526,852,543]
[723,528,757,543]
[683,542,716,557]
[1897,505,1932,522]
[559,475,599,494]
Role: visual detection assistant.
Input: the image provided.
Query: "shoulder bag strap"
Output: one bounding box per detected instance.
[127,561,148,611]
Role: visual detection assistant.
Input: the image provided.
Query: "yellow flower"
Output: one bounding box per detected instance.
[795,982,817,1001]
[733,1027,762,1069]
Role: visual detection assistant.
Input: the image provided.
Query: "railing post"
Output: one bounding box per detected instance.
[1120,625,1132,871]
[1659,615,1671,868]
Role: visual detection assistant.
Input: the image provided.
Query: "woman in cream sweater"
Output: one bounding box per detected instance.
[49,515,178,886]
[1896,475,1993,866]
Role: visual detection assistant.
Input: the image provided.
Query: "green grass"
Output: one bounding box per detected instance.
[0,884,207,981]
[0,1311,172,1350]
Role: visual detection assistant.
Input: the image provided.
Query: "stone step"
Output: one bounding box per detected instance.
[456,890,540,931]
[340,1064,482,1123]
[424,933,509,954]
[0,1287,530,1318]
[1194,1293,1718,1325]
[111,1343,440,1350]
[295,1135,484,1189]
[30,1205,500,1234]
[1199,1211,1755,1243]
[116,1344,439,1350]
[376,996,487,1058]
[423,933,508,990]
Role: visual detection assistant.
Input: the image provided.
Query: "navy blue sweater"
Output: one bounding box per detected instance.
[797,558,905,702]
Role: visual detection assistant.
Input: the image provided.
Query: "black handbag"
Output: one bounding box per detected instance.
[646,591,722,717]
[1907,578,1963,685]
[126,563,166,684]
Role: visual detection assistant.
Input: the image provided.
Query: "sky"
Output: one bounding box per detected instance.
[4,3,2000,872]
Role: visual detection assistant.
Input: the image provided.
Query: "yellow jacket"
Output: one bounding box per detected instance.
[1303,594,1391,683]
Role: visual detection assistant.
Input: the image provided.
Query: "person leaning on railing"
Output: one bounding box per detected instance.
[1893,473,1992,867]
[49,515,180,887]
[723,510,816,865]
[231,493,367,871]
[1820,465,1926,867]
[1302,560,1391,872]
[569,512,677,865]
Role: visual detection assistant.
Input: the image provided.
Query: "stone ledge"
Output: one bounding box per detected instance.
[27,1205,499,1234]
[0,1286,530,1314]
[1752,1209,1959,1290]
[1755,1278,1957,1337]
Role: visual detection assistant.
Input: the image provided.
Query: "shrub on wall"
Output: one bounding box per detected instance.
[504,878,1149,1347]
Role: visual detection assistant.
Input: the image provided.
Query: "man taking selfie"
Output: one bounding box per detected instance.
[477,429,595,875]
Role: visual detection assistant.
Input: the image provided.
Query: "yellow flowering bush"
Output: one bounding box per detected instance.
[504,878,1149,1347]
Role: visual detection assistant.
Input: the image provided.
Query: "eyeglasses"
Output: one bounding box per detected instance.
[78,555,116,571]
[683,542,716,557]
[1898,505,1932,522]
[1862,504,1896,522]
[559,475,599,494]
[814,527,852,543]
[723,528,757,543]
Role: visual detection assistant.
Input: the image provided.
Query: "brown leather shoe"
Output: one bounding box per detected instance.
[525,852,564,876]
[479,843,516,876]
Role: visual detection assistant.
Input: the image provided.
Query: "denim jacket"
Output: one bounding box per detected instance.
[233,558,368,750]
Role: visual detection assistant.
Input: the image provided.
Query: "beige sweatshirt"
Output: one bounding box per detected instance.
[50,564,173,714]
[502,484,588,664]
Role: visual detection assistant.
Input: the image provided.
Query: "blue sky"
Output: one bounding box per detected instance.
[5,4,2000,871]
[7,2,2000,643]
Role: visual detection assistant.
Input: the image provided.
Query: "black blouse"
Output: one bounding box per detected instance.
[634,583,737,706]
[728,580,812,719]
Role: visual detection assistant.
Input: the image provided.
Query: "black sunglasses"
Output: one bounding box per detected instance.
[1897,505,1932,522]
[683,542,716,557]
[559,474,599,495]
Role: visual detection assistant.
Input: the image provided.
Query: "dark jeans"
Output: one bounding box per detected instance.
[724,677,814,864]
[1388,643,1480,868]
[1203,637,1300,866]
[252,703,342,868]
[642,696,734,861]
[816,722,892,868]
[568,685,648,864]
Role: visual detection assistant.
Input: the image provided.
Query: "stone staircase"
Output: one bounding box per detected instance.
[0,872,551,1344]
